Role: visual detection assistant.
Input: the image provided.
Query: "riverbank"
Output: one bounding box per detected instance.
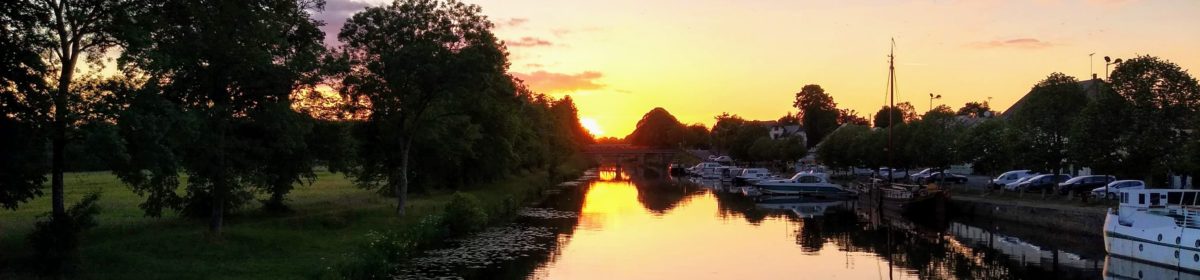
[0,162,585,279]
[950,193,1108,236]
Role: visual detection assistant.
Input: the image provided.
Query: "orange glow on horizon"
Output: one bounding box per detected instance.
[580,117,604,137]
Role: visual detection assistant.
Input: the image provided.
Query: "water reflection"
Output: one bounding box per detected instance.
[401,167,1189,279]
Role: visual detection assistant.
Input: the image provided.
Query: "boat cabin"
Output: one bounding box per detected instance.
[1117,189,1200,228]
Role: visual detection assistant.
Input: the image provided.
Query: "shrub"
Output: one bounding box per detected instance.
[443,192,489,235]
[28,192,102,275]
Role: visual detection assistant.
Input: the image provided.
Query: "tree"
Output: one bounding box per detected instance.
[0,3,50,210]
[625,107,686,148]
[873,106,905,128]
[1108,55,1200,183]
[1068,88,1130,176]
[777,112,799,126]
[116,0,326,233]
[681,123,711,149]
[793,84,839,147]
[816,124,869,171]
[5,0,134,219]
[905,105,962,172]
[837,108,869,126]
[957,101,995,118]
[1010,73,1087,176]
[957,119,1015,175]
[336,0,509,215]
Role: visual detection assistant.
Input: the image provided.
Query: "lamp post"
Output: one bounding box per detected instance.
[928,93,942,112]
[1104,56,1123,80]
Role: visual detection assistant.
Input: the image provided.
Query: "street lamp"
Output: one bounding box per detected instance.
[928,93,942,112]
[1104,56,1123,80]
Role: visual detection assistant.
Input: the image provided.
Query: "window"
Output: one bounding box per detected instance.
[1170,192,1183,204]
[799,176,821,183]
[1140,194,1145,204]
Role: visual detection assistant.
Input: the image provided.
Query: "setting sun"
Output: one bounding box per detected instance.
[580,117,604,137]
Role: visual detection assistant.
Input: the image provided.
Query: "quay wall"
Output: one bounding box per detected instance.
[950,196,1106,237]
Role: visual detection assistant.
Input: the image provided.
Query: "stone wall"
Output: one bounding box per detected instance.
[951,197,1106,237]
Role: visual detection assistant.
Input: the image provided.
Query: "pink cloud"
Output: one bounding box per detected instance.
[512,71,605,93]
[969,38,1053,49]
[504,37,553,47]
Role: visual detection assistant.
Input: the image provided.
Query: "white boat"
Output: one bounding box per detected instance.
[1104,189,1200,274]
[717,166,742,182]
[735,168,778,185]
[687,162,724,178]
[754,172,854,197]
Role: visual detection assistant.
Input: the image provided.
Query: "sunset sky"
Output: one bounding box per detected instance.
[316,0,1200,137]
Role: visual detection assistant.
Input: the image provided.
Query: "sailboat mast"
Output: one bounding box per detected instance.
[887,39,895,183]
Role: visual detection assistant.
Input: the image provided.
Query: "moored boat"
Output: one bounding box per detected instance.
[753,172,855,197]
[1104,189,1200,274]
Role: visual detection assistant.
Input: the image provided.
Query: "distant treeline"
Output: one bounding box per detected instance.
[819,57,1200,186]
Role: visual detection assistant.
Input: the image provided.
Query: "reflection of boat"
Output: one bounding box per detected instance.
[754,173,855,197]
[1104,189,1200,273]
[754,196,847,218]
[1106,254,1200,280]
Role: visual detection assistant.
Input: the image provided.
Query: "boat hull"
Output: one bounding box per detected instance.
[1104,211,1200,274]
[755,184,855,197]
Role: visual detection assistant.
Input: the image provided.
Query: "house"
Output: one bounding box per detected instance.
[769,124,804,140]
[1000,76,1105,117]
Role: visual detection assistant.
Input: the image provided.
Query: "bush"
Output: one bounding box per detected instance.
[443,193,489,235]
[28,192,102,275]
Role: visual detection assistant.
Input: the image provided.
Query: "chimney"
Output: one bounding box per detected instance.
[1092,73,1098,80]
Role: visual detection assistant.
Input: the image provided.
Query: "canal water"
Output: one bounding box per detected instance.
[395,167,1184,279]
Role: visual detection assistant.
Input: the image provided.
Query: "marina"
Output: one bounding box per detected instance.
[391,167,1157,279]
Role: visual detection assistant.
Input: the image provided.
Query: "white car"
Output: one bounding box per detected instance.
[1092,180,1146,200]
[1003,175,1040,191]
[991,170,1035,189]
[909,168,934,182]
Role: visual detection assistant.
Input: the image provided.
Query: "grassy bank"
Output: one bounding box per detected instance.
[0,163,585,279]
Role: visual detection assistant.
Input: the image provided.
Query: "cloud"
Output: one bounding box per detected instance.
[498,18,529,28]
[505,36,553,47]
[512,71,605,93]
[968,38,1053,49]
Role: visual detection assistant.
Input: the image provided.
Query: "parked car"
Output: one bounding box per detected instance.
[1014,174,1072,192]
[991,170,1036,189]
[1003,175,1040,191]
[850,167,875,176]
[1092,180,1147,200]
[877,167,909,179]
[1056,175,1116,195]
[908,168,934,182]
[921,172,968,184]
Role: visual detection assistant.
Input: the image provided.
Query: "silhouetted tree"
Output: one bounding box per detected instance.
[1010,73,1087,176]
[335,0,508,215]
[115,0,326,233]
[873,106,905,128]
[793,84,839,147]
[956,101,994,118]
[0,3,49,210]
[838,108,869,126]
[1109,55,1200,184]
[6,0,135,219]
[626,107,686,148]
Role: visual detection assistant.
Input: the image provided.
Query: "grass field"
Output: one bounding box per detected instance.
[0,169,566,279]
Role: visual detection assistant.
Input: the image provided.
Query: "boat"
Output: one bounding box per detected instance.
[717,166,742,182]
[687,162,725,178]
[753,172,855,197]
[734,168,779,185]
[1104,189,1200,274]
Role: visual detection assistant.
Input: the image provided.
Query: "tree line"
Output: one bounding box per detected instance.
[818,56,1200,186]
[0,0,591,267]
